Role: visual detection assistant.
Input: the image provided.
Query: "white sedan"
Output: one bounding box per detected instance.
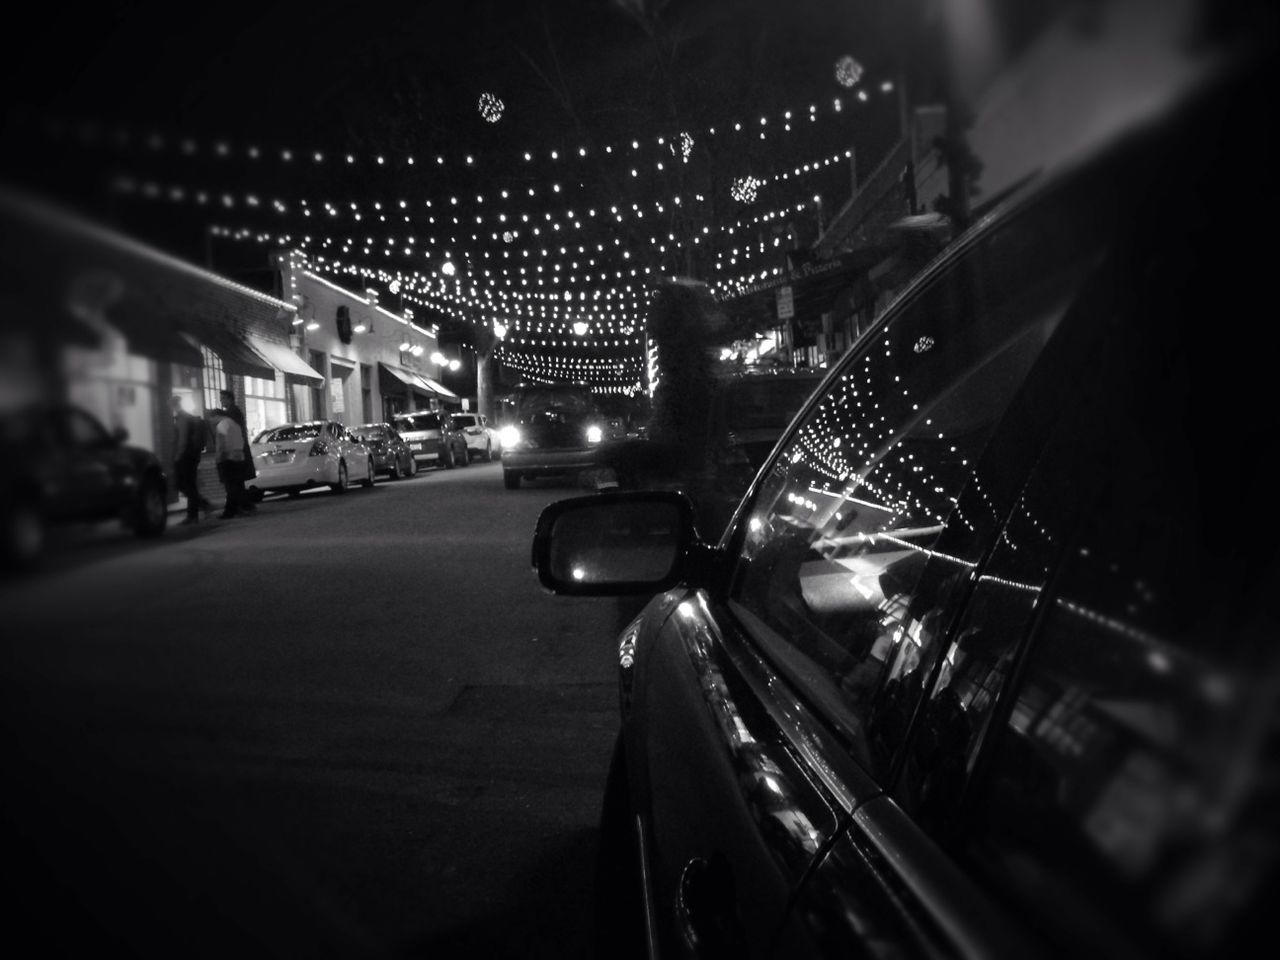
[248,420,376,498]
[450,411,500,461]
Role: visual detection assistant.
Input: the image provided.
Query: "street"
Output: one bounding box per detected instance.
[1,462,634,958]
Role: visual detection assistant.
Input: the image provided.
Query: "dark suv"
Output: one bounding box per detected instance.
[499,381,610,489]
[2,403,168,569]
[531,54,1276,960]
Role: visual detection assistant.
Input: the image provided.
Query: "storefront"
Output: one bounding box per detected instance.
[276,262,448,429]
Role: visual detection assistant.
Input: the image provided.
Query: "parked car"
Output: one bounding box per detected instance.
[393,410,469,469]
[351,422,417,479]
[247,420,375,498]
[531,55,1275,960]
[499,381,612,489]
[449,411,499,461]
[1,402,167,569]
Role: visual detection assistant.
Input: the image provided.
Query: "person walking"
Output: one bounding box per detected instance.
[219,387,258,514]
[211,407,252,518]
[169,394,212,524]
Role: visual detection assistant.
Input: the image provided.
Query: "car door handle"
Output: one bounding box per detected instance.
[675,855,746,958]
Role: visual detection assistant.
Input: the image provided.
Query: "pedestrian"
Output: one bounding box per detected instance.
[210,407,252,518]
[169,394,213,524]
[219,387,258,514]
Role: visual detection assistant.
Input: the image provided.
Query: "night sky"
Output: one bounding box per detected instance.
[0,1,921,373]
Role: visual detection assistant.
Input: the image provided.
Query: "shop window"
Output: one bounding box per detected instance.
[308,350,327,420]
[360,363,373,423]
[201,346,226,411]
[243,373,287,440]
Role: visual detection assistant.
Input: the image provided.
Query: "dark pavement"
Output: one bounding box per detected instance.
[1,461,637,958]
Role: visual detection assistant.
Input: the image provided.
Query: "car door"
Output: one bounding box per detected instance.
[454,413,477,451]
[661,151,1127,958]
[55,406,130,519]
[629,585,860,959]
[334,422,366,477]
[770,75,1278,959]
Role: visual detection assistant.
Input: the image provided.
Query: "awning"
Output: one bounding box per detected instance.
[182,323,275,380]
[417,374,459,400]
[106,293,205,367]
[247,334,325,385]
[379,361,436,399]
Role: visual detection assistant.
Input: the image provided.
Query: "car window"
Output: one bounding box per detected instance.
[516,386,593,419]
[65,408,110,447]
[454,415,476,428]
[724,190,1109,781]
[396,413,440,431]
[262,423,321,443]
[908,171,1280,959]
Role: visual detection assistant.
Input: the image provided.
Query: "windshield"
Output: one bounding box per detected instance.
[516,387,594,420]
[353,425,386,440]
[257,423,322,443]
[395,413,440,432]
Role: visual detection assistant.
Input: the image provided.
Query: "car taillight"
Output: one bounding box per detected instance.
[309,440,328,457]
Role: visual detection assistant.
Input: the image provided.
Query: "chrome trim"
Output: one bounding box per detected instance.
[635,812,659,960]
[852,796,1031,959]
[714,594,882,816]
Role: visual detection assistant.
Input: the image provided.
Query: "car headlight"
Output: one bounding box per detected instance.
[586,424,603,444]
[499,425,521,448]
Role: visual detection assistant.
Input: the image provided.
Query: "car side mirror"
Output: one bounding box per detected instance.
[532,490,697,595]
[112,426,129,444]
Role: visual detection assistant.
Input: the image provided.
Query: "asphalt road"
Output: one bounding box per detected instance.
[1,460,640,959]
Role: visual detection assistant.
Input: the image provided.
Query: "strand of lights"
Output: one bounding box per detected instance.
[113,150,845,237]
[39,78,893,174]
[215,225,794,332]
